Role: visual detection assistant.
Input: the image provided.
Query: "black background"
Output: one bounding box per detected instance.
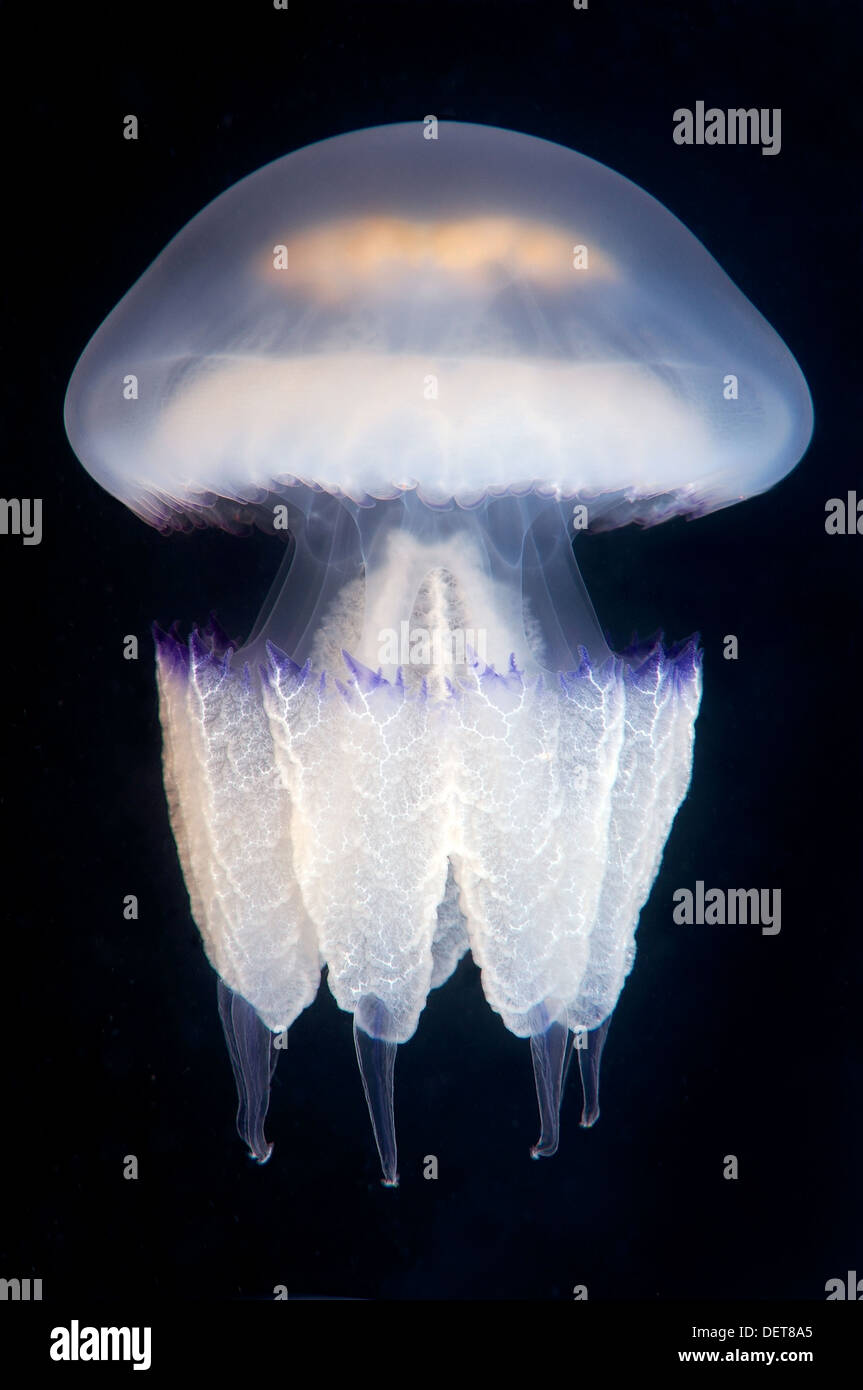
[3,0,860,1304]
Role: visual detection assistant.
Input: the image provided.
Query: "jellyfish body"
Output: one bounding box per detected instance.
[64,122,813,1184]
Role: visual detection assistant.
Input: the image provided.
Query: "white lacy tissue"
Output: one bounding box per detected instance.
[156,631,701,1042]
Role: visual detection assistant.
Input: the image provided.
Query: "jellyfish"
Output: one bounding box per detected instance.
[64,121,813,1186]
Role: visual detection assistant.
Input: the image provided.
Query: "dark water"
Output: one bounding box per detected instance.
[3,0,860,1304]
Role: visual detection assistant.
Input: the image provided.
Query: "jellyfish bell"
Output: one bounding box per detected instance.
[64,121,813,1185]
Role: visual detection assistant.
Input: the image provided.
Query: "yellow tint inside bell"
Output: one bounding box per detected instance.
[256,216,619,300]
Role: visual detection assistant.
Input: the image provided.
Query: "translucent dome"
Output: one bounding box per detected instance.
[64,121,813,527]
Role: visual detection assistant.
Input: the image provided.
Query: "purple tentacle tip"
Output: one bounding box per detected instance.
[342,650,385,692]
[152,621,189,677]
[671,634,703,682]
[264,641,309,686]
